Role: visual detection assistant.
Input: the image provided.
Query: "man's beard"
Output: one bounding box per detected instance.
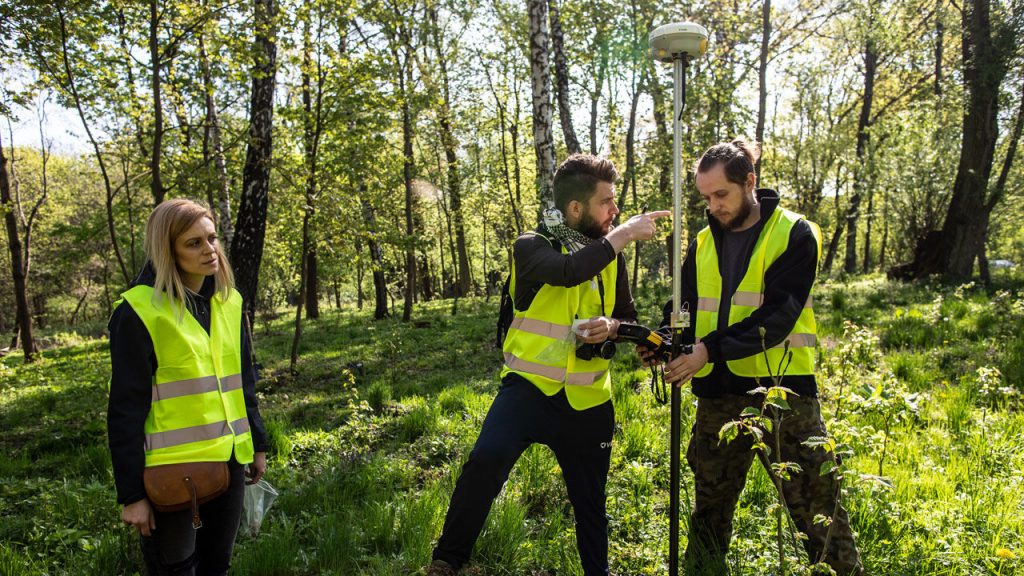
[577,211,607,239]
[717,193,756,231]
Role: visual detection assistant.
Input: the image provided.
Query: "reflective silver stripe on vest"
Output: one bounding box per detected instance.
[775,333,816,348]
[697,297,719,312]
[504,352,566,382]
[504,352,604,386]
[509,317,571,340]
[220,373,244,393]
[152,376,219,403]
[230,417,250,435]
[732,291,763,308]
[732,291,813,309]
[145,420,231,452]
[565,370,607,386]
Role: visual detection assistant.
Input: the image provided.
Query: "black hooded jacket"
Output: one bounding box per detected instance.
[107,264,270,505]
[661,189,819,398]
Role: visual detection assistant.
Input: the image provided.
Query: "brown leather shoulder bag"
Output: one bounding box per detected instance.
[144,462,230,529]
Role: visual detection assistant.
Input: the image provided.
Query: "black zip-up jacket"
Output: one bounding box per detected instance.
[513,232,638,324]
[661,189,819,398]
[107,264,270,505]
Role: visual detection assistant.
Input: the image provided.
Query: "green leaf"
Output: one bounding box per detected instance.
[820,461,839,476]
[718,421,740,445]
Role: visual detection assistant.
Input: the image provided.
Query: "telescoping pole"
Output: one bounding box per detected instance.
[647,22,707,575]
[668,51,686,576]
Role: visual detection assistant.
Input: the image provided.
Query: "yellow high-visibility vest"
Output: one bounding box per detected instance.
[693,207,821,378]
[500,232,617,410]
[118,285,254,467]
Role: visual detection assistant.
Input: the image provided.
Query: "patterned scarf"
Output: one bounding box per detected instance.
[539,208,600,254]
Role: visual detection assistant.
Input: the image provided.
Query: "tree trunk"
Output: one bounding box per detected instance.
[0,131,34,362]
[879,201,889,270]
[485,64,524,235]
[934,0,944,97]
[429,8,471,297]
[361,195,388,320]
[548,0,580,155]
[300,7,321,321]
[821,164,845,274]
[863,186,874,272]
[899,0,1010,281]
[978,228,991,285]
[231,0,278,324]
[149,0,164,205]
[528,0,556,212]
[512,83,524,209]
[289,200,311,372]
[354,240,364,310]
[57,8,130,286]
[755,0,771,181]
[198,28,234,250]
[397,43,416,322]
[845,35,877,274]
[647,63,671,199]
[624,40,641,294]
[305,251,319,318]
[588,46,607,156]
[979,78,1024,284]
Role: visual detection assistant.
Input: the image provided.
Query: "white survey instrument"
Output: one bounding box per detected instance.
[648,22,709,62]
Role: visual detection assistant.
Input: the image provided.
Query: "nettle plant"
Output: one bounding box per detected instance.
[718,327,817,576]
[822,321,881,422]
[718,322,898,576]
[847,372,920,477]
[974,366,1018,413]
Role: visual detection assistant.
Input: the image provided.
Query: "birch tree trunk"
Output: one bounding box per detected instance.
[528,0,556,212]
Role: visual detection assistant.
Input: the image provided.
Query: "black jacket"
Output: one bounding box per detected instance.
[513,232,638,323]
[661,189,819,398]
[107,264,270,505]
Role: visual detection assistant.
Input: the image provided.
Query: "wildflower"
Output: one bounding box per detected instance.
[996,548,1015,560]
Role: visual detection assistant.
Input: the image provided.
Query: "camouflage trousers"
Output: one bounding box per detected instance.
[684,394,864,576]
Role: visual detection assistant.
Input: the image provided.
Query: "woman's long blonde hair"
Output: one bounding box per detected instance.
[144,199,234,320]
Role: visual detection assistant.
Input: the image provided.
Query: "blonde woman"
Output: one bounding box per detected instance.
[108,199,268,575]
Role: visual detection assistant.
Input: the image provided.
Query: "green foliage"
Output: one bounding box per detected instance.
[3,278,1024,573]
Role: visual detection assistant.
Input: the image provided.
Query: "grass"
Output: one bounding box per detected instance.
[1,273,1023,575]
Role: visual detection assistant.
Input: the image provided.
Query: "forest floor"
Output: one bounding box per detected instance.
[1,273,1023,576]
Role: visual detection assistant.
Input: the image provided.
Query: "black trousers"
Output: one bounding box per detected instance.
[433,373,615,575]
[140,460,245,576]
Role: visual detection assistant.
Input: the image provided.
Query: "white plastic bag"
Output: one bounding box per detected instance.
[241,479,278,537]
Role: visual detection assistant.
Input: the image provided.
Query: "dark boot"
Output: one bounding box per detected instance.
[424,559,457,576]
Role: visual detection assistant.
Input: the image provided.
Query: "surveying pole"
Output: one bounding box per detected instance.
[648,21,708,576]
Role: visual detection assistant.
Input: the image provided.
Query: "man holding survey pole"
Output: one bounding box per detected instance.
[644,139,864,576]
